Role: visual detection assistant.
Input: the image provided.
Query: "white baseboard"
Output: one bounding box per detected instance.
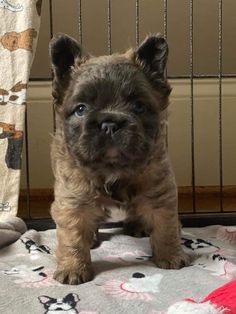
[27,78,236,102]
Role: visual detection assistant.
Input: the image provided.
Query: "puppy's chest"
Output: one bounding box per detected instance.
[100,195,128,223]
[104,203,128,222]
[97,184,135,222]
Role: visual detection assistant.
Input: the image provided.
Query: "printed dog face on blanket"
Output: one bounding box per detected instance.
[38,293,79,314]
[21,237,51,254]
[49,34,190,285]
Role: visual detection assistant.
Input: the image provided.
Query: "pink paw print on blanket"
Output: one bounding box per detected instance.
[217,226,236,244]
[101,272,163,301]
[2,264,60,287]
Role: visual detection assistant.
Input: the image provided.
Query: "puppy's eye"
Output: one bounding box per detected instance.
[132,102,146,114]
[74,104,87,117]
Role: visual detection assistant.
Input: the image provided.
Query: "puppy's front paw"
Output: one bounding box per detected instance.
[153,249,191,270]
[53,265,94,285]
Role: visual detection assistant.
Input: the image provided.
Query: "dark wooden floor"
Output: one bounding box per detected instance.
[18,186,236,220]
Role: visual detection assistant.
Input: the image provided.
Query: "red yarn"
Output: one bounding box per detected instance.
[202,280,236,313]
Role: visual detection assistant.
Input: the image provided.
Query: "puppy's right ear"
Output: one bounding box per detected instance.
[49,34,81,81]
[49,34,82,107]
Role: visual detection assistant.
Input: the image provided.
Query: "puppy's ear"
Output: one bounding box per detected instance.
[135,35,168,80]
[49,34,81,80]
[133,35,171,100]
[49,34,82,107]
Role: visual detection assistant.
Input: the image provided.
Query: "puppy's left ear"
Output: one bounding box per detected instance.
[132,35,171,102]
[135,35,168,80]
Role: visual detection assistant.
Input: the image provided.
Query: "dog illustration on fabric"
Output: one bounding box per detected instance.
[193,253,236,280]
[0,0,23,12]
[2,264,60,288]
[0,201,11,212]
[21,237,51,255]
[38,293,80,314]
[181,237,219,254]
[102,272,163,301]
[0,121,23,170]
[0,81,26,105]
[182,237,236,279]
[0,28,37,52]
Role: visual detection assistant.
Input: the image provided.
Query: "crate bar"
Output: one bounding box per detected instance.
[24,109,31,219]
[49,0,56,134]
[107,0,112,54]
[135,0,140,46]
[163,0,168,147]
[163,0,167,40]
[49,0,53,40]
[190,0,196,213]
[78,0,83,45]
[218,0,223,212]
[163,0,168,76]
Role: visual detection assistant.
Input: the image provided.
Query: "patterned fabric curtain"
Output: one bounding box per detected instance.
[0,0,42,219]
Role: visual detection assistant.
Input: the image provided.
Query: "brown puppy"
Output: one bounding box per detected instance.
[49,34,190,285]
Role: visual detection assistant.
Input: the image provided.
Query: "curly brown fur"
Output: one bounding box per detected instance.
[49,34,190,285]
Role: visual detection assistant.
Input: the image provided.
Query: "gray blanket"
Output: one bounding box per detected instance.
[0,225,236,313]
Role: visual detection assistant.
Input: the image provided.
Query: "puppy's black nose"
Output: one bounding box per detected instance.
[101,122,118,135]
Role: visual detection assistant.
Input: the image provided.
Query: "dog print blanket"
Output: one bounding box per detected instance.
[0,225,236,313]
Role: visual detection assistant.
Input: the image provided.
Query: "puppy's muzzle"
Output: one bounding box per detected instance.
[92,113,130,135]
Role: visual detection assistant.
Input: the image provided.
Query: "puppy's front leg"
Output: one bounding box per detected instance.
[144,208,190,269]
[52,208,96,285]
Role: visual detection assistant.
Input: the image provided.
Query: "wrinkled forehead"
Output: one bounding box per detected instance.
[70,60,153,103]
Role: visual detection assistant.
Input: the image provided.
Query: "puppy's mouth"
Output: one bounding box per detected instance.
[69,127,151,169]
[104,147,127,165]
[105,147,120,159]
